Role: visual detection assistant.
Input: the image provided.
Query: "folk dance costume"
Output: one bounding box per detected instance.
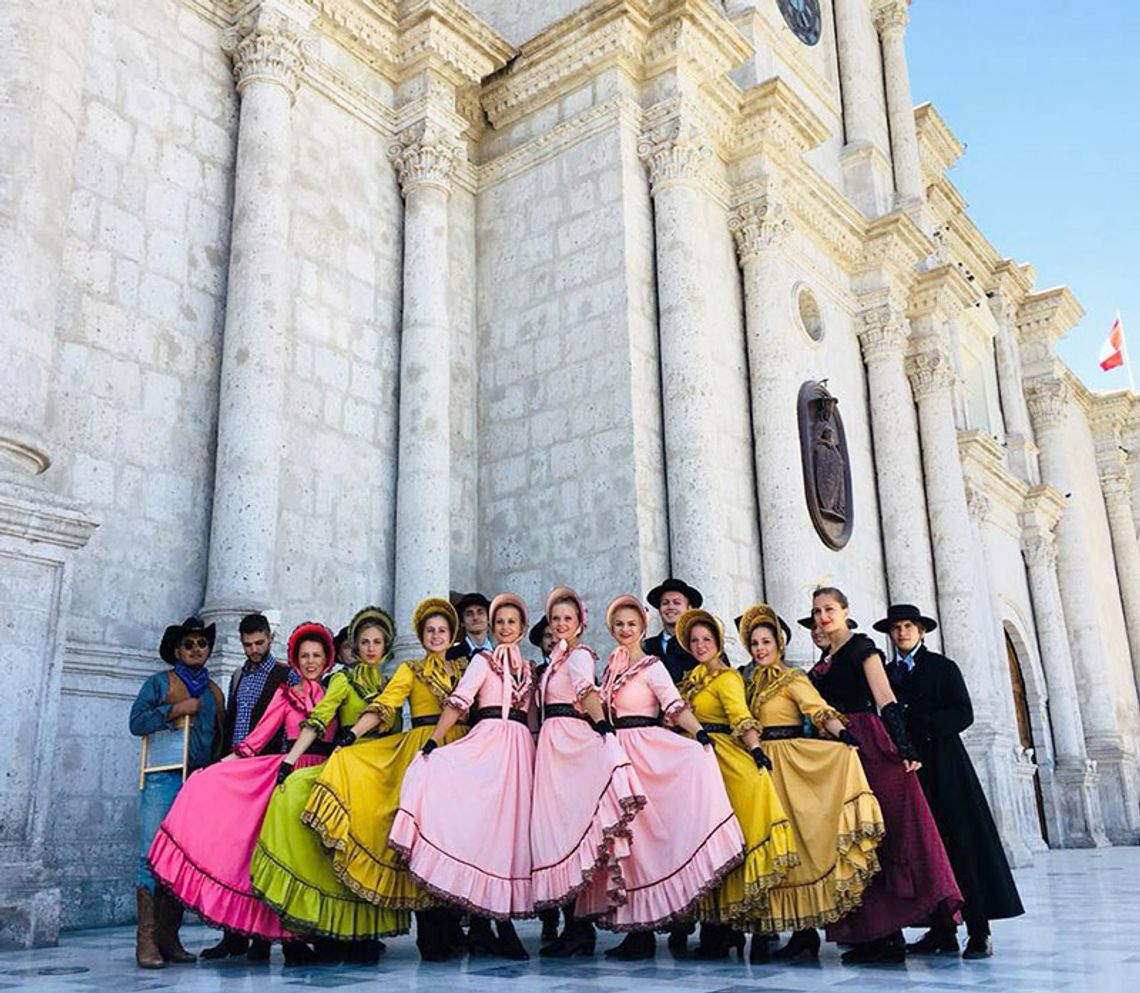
[877,604,1023,959]
[390,594,538,931]
[738,606,884,941]
[674,610,797,933]
[530,588,646,956]
[148,623,338,942]
[250,608,409,943]
[809,625,962,960]
[584,596,744,959]
[302,600,471,961]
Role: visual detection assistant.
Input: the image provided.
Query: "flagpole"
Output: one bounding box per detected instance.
[1119,309,1137,393]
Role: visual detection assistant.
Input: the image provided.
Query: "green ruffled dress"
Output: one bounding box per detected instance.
[249,664,410,938]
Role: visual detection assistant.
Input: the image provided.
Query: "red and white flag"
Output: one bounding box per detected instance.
[1099,317,1125,371]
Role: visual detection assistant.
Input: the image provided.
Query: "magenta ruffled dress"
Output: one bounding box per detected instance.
[579,652,745,931]
[389,646,536,919]
[148,680,337,939]
[531,645,646,911]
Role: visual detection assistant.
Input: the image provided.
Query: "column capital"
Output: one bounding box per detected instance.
[905,345,955,400]
[637,111,715,197]
[1024,376,1072,432]
[1021,529,1059,569]
[1099,468,1132,504]
[857,304,909,363]
[388,120,464,197]
[729,194,792,265]
[222,3,310,102]
[964,482,991,524]
[871,0,910,35]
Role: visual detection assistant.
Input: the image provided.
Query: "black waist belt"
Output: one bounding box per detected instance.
[613,716,663,730]
[702,722,732,735]
[410,714,468,729]
[841,705,876,715]
[361,726,400,740]
[290,739,335,756]
[472,707,528,725]
[760,725,803,740]
[543,704,590,722]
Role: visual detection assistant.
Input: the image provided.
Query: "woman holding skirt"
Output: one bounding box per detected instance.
[531,587,646,958]
[674,609,797,960]
[389,593,537,959]
[739,603,885,962]
[148,622,338,960]
[301,597,469,961]
[808,587,962,964]
[584,595,745,961]
[249,607,409,959]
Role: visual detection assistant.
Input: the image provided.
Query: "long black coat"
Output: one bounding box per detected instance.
[641,632,696,685]
[889,645,1024,922]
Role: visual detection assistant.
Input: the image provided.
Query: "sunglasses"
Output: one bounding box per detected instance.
[180,638,210,650]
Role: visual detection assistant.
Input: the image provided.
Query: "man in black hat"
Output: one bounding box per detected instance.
[129,616,226,969]
[643,578,703,684]
[447,592,493,662]
[203,613,291,962]
[877,603,1024,960]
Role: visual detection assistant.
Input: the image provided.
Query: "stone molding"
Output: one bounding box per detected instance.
[1024,376,1072,432]
[906,345,956,401]
[871,0,910,35]
[388,119,464,196]
[0,483,99,551]
[859,210,931,277]
[907,263,977,324]
[914,102,964,184]
[729,194,793,265]
[222,3,311,102]
[735,77,829,163]
[1016,286,1084,344]
[959,428,1029,532]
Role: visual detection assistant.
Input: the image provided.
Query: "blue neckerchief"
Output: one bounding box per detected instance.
[173,662,210,698]
[893,644,921,673]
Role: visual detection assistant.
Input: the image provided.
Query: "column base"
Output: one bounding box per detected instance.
[1087,747,1140,844]
[0,862,60,949]
[963,729,1036,867]
[1046,760,1111,848]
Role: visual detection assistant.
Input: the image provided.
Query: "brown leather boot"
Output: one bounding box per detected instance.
[154,888,196,963]
[136,887,165,969]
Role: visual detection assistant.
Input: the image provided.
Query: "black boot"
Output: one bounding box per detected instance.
[841,931,906,965]
[667,921,694,952]
[539,907,561,944]
[494,919,529,960]
[343,938,383,965]
[693,923,731,960]
[749,932,774,964]
[541,916,595,958]
[772,928,819,961]
[200,928,248,960]
[962,935,993,959]
[416,910,455,962]
[906,927,958,955]
[467,916,497,956]
[605,930,656,961]
[247,937,271,962]
[282,940,320,966]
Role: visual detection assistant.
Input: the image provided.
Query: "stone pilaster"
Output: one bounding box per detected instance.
[1098,466,1140,686]
[988,263,1039,483]
[871,0,923,205]
[202,3,308,640]
[388,119,462,658]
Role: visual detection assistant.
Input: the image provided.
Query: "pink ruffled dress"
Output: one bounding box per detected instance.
[389,645,536,919]
[148,680,337,939]
[579,651,745,931]
[531,644,646,911]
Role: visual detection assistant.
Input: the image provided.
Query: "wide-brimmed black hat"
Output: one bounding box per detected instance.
[646,578,703,610]
[159,616,216,666]
[455,591,491,613]
[529,615,549,648]
[797,615,858,630]
[734,613,792,647]
[873,603,938,634]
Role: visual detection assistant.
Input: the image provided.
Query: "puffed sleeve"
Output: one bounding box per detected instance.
[302,671,350,734]
[234,685,290,756]
[567,648,599,703]
[129,673,172,737]
[444,654,489,717]
[363,663,415,729]
[785,672,847,732]
[715,671,763,740]
[645,660,689,725]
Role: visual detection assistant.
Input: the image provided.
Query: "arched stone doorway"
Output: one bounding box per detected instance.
[1004,627,1050,846]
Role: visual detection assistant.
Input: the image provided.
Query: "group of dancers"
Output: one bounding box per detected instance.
[129,577,1023,970]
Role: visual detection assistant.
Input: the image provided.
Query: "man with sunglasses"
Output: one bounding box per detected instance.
[129,616,225,969]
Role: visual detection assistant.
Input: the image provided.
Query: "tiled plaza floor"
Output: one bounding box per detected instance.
[2,848,1137,992]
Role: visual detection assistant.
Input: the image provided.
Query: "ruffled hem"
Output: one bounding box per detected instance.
[249,842,410,940]
[696,818,800,928]
[148,827,294,941]
[532,762,646,911]
[388,810,534,921]
[596,813,745,933]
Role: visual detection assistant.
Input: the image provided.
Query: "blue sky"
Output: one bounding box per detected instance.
[906,1,1139,390]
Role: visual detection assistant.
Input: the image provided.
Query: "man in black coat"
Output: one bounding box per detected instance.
[877,604,1024,960]
[642,578,702,684]
[446,592,493,662]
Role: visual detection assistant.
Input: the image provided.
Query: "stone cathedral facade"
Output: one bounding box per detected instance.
[2,0,1139,946]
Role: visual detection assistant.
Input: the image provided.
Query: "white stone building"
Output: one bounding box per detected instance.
[2,0,1138,946]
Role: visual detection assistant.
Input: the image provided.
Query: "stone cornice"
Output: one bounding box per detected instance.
[396,0,515,85]
[1021,483,1066,530]
[859,210,931,278]
[986,257,1035,327]
[734,76,828,163]
[1015,286,1084,344]
[914,102,964,182]
[959,429,1028,530]
[907,263,977,324]
[0,483,99,552]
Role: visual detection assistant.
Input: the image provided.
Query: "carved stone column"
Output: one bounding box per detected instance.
[203,7,306,634]
[987,268,1039,482]
[871,0,923,205]
[857,304,938,620]
[639,112,731,603]
[388,122,460,657]
[1020,493,1109,848]
[1099,467,1140,686]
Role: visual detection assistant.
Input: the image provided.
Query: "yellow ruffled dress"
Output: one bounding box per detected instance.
[682,665,798,929]
[748,664,885,931]
[302,655,468,908]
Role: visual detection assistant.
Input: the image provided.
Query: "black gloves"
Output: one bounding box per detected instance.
[421,739,438,756]
[838,728,860,749]
[750,746,772,771]
[695,729,714,749]
[592,719,616,737]
[334,728,357,748]
[275,761,294,787]
[880,702,918,762]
